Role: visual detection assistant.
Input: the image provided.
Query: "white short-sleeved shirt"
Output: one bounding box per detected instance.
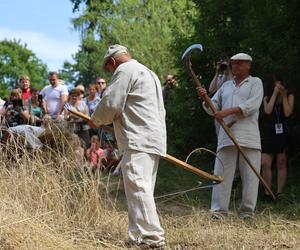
[0,98,5,110]
[40,84,69,117]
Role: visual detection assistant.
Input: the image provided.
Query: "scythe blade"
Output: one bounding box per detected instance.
[181,43,203,62]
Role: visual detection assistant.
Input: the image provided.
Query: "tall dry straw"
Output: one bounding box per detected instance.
[0,124,299,249]
[0,124,127,249]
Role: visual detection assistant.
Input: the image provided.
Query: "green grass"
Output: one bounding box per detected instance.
[155,155,300,219]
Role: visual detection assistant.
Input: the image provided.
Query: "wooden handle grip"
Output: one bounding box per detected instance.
[67,107,114,133]
[67,107,223,183]
[164,154,223,183]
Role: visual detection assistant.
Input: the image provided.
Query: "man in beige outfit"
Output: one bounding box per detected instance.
[90,44,166,248]
[198,53,263,219]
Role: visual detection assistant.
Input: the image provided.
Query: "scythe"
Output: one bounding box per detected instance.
[182,44,275,200]
[65,106,224,183]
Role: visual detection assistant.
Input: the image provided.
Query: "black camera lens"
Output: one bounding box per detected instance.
[12,99,23,107]
[220,63,227,71]
[38,94,43,103]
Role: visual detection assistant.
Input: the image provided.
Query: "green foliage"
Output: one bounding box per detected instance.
[67,0,198,85]
[192,0,300,85]
[68,0,300,165]
[0,39,48,97]
[167,0,300,159]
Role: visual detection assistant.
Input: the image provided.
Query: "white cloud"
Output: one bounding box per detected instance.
[0,27,79,71]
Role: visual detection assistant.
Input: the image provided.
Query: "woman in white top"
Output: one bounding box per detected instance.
[64,88,90,147]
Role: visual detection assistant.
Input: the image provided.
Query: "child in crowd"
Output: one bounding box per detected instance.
[102,138,120,174]
[28,87,47,126]
[86,135,106,170]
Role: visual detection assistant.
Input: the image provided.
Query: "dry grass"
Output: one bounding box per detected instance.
[0,126,299,249]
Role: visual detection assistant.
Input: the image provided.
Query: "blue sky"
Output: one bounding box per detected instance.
[0,0,81,71]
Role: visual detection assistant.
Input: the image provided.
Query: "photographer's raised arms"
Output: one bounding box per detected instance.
[209,54,233,94]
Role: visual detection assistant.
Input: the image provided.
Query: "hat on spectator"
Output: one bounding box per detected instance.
[75,84,85,93]
[230,53,252,62]
[102,44,129,70]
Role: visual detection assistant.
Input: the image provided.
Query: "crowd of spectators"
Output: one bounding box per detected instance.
[0,66,297,197]
[0,72,120,172]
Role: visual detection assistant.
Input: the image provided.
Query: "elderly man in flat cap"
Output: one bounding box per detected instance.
[90,44,166,248]
[197,53,263,220]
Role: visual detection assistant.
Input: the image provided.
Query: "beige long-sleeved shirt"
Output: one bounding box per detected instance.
[92,59,167,156]
[203,76,263,151]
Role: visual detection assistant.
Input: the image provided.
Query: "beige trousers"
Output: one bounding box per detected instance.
[211,146,261,215]
[121,149,165,246]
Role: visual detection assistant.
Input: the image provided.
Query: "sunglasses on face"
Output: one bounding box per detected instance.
[98,82,105,84]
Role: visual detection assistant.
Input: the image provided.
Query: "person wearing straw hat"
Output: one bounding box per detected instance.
[75,84,85,100]
[89,44,166,249]
[197,53,263,220]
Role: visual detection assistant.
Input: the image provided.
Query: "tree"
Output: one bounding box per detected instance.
[167,0,300,157]
[190,0,300,85]
[0,39,48,96]
[68,0,300,161]
[67,0,198,85]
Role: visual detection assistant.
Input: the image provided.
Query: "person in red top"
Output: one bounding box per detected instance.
[86,135,106,170]
[19,75,31,106]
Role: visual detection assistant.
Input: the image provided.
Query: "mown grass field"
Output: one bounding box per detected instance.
[0,134,299,249]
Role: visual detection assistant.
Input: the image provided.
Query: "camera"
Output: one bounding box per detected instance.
[12,99,23,108]
[219,61,228,71]
[38,94,43,105]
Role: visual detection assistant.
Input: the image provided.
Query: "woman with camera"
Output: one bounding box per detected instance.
[261,74,294,199]
[64,88,90,147]
[1,88,30,127]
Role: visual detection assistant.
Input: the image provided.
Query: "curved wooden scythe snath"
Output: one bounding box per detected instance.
[181,44,275,200]
[66,107,223,183]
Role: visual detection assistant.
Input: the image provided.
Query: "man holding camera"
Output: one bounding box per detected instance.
[209,55,234,136]
[209,55,233,94]
[162,74,176,104]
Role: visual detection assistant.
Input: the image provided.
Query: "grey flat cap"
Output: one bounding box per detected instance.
[102,44,129,69]
[230,53,252,62]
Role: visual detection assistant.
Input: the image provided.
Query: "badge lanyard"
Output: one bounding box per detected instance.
[274,105,283,134]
